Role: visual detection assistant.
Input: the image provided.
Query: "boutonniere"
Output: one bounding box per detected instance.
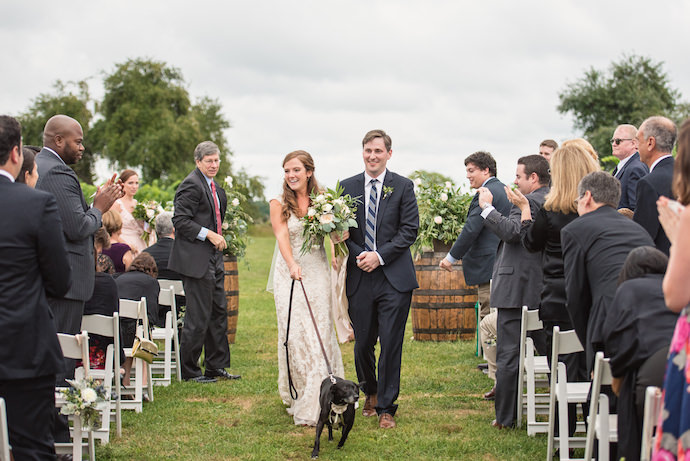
[382,185,394,200]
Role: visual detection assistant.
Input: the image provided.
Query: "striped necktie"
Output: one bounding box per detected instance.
[365,179,378,251]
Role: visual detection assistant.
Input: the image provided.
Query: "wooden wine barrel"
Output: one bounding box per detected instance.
[223,254,239,344]
[411,247,478,341]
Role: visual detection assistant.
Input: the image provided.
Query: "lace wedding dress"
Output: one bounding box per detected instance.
[271,204,345,426]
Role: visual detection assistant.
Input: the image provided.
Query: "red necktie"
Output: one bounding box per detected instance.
[210,181,222,234]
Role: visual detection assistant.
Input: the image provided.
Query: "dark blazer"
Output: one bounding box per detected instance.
[169,169,227,279]
[35,148,101,301]
[484,186,548,309]
[449,177,511,286]
[561,206,653,367]
[144,237,181,281]
[341,170,419,295]
[633,156,674,255]
[615,152,648,210]
[115,270,160,326]
[0,177,71,379]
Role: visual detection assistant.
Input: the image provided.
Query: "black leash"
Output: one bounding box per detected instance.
[284,279,336,400]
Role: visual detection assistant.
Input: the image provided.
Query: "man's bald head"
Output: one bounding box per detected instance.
[43,115,85,164]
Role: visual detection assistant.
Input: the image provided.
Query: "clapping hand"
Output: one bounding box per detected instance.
[505,186,528,211]
[93,173,125,213]
[657,196,684,245]
[477,187,493,209]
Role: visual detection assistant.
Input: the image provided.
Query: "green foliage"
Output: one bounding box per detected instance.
[557,54,689,158]
[80,181,97,205]
[134,179,179,209]
[413,178,473,257]
[409,169,454,186]
[221,176,254,258]
[17,80,95,182]
[90,58,231,183]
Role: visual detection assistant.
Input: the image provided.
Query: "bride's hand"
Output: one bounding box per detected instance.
[331,230,350,244]
[289,263,302,280]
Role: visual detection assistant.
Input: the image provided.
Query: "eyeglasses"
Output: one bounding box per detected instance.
[574,194,584,206]
[610,138,633,146]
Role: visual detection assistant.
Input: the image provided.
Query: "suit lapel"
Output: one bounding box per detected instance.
[354,174,366,238]
[376,170,392,229]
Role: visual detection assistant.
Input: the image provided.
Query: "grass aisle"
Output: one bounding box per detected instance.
[99,234,547,460]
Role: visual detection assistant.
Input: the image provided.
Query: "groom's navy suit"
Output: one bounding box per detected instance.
[341,170,418,416]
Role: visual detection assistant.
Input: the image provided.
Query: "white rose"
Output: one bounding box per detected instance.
[316,194,325,202]
[225,176,233,188]
[334,198,344,206]
[222,222,229,230]
[434,216,443,224]
[81,387,97,403]
[319,213,334,224]
[414,178,422,186]
[145,209,155,219]
[445,181,452,189]
[231,198,240,207]
[440,193,448,202]
[307,208,317,217]
[322,203,333,212]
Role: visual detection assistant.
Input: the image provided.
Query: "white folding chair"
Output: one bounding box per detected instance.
[584,352,618,461]
[151,285,182,385]
[0,398,10,461]
[640,386,663,461]
[157,279,185,296]
[55,331,95,461]
[81,313,122,440]
[546,326,590,461]
[517,306,551,434]
[119,298,154,412]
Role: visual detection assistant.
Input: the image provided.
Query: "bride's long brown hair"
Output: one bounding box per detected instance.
[281,150,320,220]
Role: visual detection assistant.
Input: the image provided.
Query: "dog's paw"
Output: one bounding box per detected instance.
[311,455,318,459]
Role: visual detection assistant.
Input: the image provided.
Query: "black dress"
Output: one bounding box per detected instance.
[115,271,160,347]
[603,274,677,461]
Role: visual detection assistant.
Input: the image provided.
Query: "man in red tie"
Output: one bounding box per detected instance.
[169,141,240,382]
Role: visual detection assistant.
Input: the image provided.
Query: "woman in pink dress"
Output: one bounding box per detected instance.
[116,169,148,254]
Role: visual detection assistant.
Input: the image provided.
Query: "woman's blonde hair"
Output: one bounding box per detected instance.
[543,139,601,213]
[102,209,123,235]
[280,150,320,220]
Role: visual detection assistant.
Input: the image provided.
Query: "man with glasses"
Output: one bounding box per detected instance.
[610,124,648,210]
[169,141,240,382]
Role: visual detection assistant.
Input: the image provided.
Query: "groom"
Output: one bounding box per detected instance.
[341,129,419,429]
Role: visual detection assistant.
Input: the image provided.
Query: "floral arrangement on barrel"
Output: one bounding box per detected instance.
[301,182,359,257]
[412,176,473,257]
[221,176,254,258]
[132,200,166,242]
[59,376,110,431]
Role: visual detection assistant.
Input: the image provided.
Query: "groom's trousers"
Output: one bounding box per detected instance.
[348,268,412,417]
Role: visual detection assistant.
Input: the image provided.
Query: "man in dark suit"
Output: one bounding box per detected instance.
[169,141,239,383]
[35,115,122,381]
[0,115,71,459]
[562,172,653,369]
[440,151,511,323]
[478,155,550,429]
[341,129,419,429]
[633,116,677,255]
[611,124,648,210]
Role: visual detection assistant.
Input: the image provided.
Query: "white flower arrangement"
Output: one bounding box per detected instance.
[60,376,109,431]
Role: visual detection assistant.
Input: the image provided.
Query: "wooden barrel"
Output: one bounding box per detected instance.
[223,254,239,344]
[411,248,478,341]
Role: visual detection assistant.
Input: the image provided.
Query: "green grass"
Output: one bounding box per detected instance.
[97,235,548,460]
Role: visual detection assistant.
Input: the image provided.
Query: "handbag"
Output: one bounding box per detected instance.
[131,336,158,364]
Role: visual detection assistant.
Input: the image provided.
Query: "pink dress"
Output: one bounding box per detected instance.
[116,199,149,254]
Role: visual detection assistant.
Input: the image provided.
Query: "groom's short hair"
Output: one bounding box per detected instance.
[362,129,392,152]
[464,151,497,177]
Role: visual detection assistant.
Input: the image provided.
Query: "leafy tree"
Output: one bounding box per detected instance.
[409,169,454,186]
[17,80,95,182]
[557,54,689,158]
[91,58,231,183]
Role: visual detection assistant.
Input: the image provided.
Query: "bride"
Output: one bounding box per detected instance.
[269,150,345,426]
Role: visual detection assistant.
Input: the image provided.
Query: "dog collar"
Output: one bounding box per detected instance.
[329,402,348,427]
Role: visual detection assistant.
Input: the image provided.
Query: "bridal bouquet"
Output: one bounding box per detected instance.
[59,376,110,431]
[301,182,359,257]
[133,200,164,242]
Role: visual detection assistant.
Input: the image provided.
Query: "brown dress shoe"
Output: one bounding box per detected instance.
[379,413,396,429]
[483,386,496,400]
[362,394,377,417]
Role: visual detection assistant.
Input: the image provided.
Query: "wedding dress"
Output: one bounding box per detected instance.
[271,201,345,426]
[116,199,148,254]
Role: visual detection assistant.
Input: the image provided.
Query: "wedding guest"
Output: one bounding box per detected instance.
[94,226,111,254]
[653,117,690,460]
[115,252,160,386]
[0,115,71,460]
[603,246,676,461]
[116,169,149,254]
[102,209,135,273]
[539,139,558,162]
[16,146,39,187]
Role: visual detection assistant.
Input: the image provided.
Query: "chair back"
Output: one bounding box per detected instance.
[158,279,184,296]
[517,305,544,428]
[57,331,91,377]
[640,386,663,461]
[119,297,150,341]
[0,398,9,461]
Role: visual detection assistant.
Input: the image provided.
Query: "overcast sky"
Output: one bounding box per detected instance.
[4,1,690,197]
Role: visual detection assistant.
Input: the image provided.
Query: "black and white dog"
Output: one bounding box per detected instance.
[311,376,361,459]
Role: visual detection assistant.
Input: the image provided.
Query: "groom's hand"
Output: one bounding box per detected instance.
[356,252,380,272]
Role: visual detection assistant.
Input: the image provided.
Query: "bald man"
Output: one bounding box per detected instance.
[35,115,122,381]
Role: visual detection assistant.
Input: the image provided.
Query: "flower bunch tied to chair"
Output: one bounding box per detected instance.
[60,376,110,431]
